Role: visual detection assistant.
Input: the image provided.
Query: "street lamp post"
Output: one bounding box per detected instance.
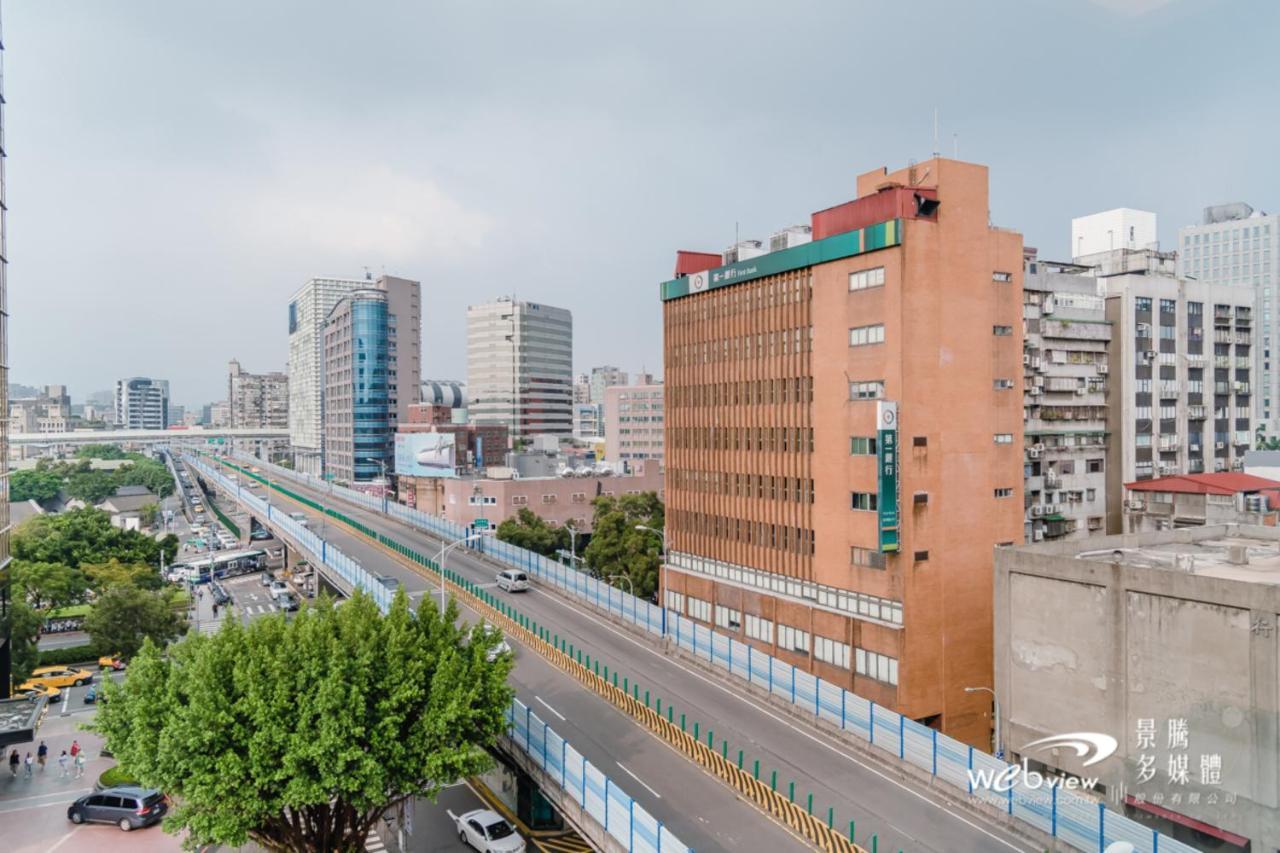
[964,685,1003,758]
[436,534,484,617]
[373,458,391,514]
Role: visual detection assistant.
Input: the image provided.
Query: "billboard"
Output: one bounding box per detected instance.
[394,432,458,478]
[876,401,900,553]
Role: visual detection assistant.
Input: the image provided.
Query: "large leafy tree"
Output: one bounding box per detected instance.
[83,584,184,658]
[13,507,176,569]
[582,492,665,599]
[92,592,513,851]
[10,469,64,504]
[76,443,128,460]
[83,558,164,592]
[10,560,87,610]
[496,507,573,558]
[2,598,46,682]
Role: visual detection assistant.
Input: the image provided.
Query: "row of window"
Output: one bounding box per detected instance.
[670,469,815,504]
[668,426,815,453]
[666,275,811,326]
[849,324,885,347]
[669,509,815,555]
[669,377,814,409]
[668,326,813,367]
[848,266,886,291]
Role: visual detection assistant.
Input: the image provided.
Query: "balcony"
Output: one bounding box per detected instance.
[1044,472,1063,489]
[1188,460,1205,473]
[1188,406,1207,420]
[1214,356,1231,369]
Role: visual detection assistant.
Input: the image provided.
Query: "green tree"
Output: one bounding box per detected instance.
[495,507,572,558]
[76,443,127,460]
[91,592,513,851]
[2,598,45,683]
[83,584,185,659]
[10,560,88,610]
[83,558,163,592]
[139,503,160,527]
[64,469,118,503]
[115,454,175,498]
[13,508,175,569]
[9,469,64,504]
[582,492,665,599]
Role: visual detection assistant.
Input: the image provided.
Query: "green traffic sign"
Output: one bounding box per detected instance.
[474,519,490,529]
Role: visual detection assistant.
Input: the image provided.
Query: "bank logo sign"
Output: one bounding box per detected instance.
[876,401,899,553]
[689,271,709,293]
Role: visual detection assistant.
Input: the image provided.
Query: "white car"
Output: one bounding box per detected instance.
[269,581,290,599]
[483,628,511,663]
[455,809,524,853]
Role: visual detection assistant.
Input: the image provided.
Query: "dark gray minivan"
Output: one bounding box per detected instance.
[68,785,167,831]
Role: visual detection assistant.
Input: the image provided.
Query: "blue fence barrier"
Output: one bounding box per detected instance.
[226,454,1199,853]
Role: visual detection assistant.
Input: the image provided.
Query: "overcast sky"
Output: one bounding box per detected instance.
[8,0,1277,408]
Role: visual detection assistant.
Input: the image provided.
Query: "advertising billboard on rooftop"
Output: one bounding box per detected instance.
[394,432,458,478]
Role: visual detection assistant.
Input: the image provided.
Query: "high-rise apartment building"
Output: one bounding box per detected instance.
[1091,248,1256,532]
[1178,203,1278,429]
[466,298,573,440]
[1,4,11,697]
[228,359,289,429]
[114,377,170,430]
[661,158,1024,747]
[588,365,628,404]
[323,289,391,483]
[572,403,603,440]
[376,275,422,432]
[288,277,365,473]
[604,382,664,466]
[573,372,591,404]
[1022,251,1110,542]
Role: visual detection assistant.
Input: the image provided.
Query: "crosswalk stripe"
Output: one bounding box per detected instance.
[365,828,386,851]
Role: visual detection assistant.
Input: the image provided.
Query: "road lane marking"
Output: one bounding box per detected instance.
[60,687,70,716]
[45,826,85,852]
[0,788,92,806]
[615,762,661,799]
[535,696,566,721]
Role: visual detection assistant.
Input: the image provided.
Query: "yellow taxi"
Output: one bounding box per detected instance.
[25,665,94,689]
[15,683,62,701]
[98,654,126,671]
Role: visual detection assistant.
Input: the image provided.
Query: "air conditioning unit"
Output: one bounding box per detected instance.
[1032,529,1045,541]
[1032,357,1043,371]
[1034,443,1046,453]
[1030,387,1043,396]
[1028,448,1041,458]
[1023,353,1032,365]
[1098,364,1109,374]
[1031,506,1045,518]
[1033,375,1045,387]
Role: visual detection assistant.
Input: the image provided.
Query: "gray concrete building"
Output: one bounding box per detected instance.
[466,298,573,439]
[603,381,664,467]
[1022,251,1110,542]
[288,277,365,473]
[995,525,1280,852]
[588,365,627,404]
[114,377,169,430]
[227,359,288,429]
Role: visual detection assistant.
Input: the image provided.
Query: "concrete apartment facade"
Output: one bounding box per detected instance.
[1094,250,1255,533]
[588,365,628,404]
[466,298,573,439]
[227,359,288,429]
[572,403,603,440]
[1178,203,1279,432]
[995,526,1280,852]
[288,277,364,473]
[9,385,71,435]
[661,158,1025,747]
[1022,252,1110,543]
[1121,471,1280,531]
[114,377,169,430]
[604,382,664,467]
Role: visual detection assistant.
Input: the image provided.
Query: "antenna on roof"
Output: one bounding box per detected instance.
[363,266,372,281]
[933,108,939,158]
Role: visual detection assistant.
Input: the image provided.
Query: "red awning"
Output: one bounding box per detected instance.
[1124,796,1249,847]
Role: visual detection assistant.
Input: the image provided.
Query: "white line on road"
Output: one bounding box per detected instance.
[0,787,92,806]
[45,826,84,852]
[60,687,70,716]
[615,762,661,799]
[535,696,566,721]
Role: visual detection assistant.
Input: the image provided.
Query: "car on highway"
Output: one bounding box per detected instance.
[269,580,290,598]
[484,630,511,663]
[249,528,273,541]
[289,511,309,527]
[455,808,524,853]
[260,570,276,587]
[275,591,299,612]
[495,570,529,593]
[16,684,61,702]
[24,665,94,690]
[98,654,126,671]
[68,785,167,831]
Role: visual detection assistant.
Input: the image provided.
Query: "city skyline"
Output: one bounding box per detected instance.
[9,0,1280,404]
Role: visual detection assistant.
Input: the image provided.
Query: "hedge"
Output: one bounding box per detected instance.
[97,765,139,789]
[38,644,98,667]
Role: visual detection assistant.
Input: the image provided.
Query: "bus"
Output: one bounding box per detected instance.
[169,549,268,584]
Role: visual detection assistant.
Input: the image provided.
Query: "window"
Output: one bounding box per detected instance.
[851,492,878,511]
[849,381,885,400]
[715,605,742,630]
[1159,299,1176,314]
[814,636,851,669]
[778,624,810,654]
[994,433,1013,444]
[541,494,557,504]
[511,495,528,506]
[993,271,1013,282]
[993,379,1014,390]
[993,325,1013,336]
[850,436,877,455]
[855,648,899,685]
[745,614,773,643]
[913,550,929,562]
[665,590,685,613]
[994,487,1014,498]
[850,546,886,569]
[687,596,711,622]
[1135,297,1152,312]
[849,324,885,347]
[848,267,886,291]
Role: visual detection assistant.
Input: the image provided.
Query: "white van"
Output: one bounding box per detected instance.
[495,570,529,592]
[289,512,309,528]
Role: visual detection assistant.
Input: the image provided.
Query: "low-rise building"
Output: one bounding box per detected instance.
[97,485,158,530]
[573,403,603,440]
[604,382,664,467]
[1122,472,1280,531]
[995,525,1280,853]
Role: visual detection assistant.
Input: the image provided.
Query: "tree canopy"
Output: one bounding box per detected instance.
[582,492,664,599]
[13,507,177,569]
[76,443,128,460]
[496,507,575,558]
[92,592,513,852]
[10,560,88,611]
[83,583,185,659]
[10,469,64,504]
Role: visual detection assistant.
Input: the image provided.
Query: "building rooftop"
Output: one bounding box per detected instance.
[1069,528,1280,586]
[1124,471,1280,495]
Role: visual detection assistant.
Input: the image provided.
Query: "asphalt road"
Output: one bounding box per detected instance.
[217,464,1046,853]
[193,462,805,853]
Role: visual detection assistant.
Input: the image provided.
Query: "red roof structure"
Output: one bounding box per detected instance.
[1124,472,1280,496]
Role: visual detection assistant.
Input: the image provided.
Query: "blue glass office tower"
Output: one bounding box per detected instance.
[323,290,391,482]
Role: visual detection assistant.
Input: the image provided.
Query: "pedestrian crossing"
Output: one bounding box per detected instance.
[365,828,386,852]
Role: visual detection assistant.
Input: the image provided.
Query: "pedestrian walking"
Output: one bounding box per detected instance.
[36,741,47,770]
[73,752,86,779]
[69,739,80,759]
[8,749,18,777]
[58,751,69,777]
[23,752,33,778]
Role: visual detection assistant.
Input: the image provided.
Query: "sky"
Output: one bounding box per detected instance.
[8,0,1278,408]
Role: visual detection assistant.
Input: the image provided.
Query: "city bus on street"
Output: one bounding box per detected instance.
[169,549,268,584]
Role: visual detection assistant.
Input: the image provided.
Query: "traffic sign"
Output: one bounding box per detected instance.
[473,519,490,529]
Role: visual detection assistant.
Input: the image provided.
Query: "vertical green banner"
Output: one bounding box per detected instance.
[877,401,900,553]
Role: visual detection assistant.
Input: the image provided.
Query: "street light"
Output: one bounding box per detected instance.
[964,685,1003,758]
[436,533,484,617]
[372,457,391,514]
